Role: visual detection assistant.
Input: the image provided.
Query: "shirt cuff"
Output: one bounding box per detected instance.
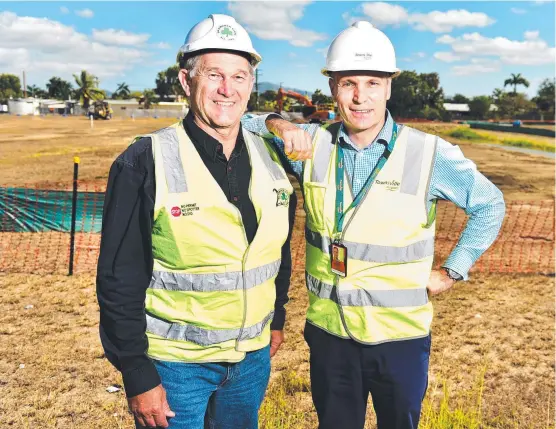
[121,359,161,398]
[442,247,475,281]
[270,308,286,330]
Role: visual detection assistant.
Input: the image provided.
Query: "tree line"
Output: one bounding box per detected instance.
[0,67,554,120]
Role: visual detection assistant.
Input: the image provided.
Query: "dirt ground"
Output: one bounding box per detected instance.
[0,115,554,428]
[0,116,554,201]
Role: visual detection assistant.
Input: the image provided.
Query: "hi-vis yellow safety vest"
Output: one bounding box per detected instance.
[143,122,293,363]
[303,122,438,344]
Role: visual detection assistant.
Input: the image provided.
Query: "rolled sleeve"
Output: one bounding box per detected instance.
[429,139,506,280]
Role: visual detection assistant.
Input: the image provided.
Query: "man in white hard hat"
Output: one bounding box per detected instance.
[97,14,296,429]
[242,20,505,429]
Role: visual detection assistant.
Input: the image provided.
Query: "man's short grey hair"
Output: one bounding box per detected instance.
[183,54,255,78]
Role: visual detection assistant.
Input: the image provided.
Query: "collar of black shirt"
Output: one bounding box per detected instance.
[183,111,245,162]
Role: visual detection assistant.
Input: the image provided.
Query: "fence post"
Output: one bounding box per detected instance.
[69,157,80,276]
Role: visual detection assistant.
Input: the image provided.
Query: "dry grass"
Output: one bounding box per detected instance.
[0,115,554,428]
[0,272,553,428]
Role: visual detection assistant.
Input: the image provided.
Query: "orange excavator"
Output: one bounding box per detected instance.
[275,87,336,123]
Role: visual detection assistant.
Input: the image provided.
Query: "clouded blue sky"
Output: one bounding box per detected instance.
[1,1,554,98]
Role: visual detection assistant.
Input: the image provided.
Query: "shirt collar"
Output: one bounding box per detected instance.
[339,109,394,151]
[183,111,245,161]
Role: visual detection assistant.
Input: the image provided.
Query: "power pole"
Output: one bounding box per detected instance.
[22,70,26,98]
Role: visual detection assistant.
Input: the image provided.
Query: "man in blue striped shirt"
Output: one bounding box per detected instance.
[242,20,504,429]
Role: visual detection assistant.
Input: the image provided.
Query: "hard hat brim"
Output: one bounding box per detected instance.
[322,67,401,78]
[177,47,261,67]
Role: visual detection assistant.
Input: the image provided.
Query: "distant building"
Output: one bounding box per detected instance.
[443,103,498,118]
[7,98,40,115]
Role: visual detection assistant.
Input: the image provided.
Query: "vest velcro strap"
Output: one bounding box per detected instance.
[155,127,188,193]
[149,260,281,292]
[305,226,434,263]
[146,311,275,346]
[306,273,428,307]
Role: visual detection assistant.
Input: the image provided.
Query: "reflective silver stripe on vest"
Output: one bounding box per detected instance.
[305,226,434,263]
[311,129,335,183]
[306,273,428,307]
[251,134,285,180]
[149,260,281,292]
[146,311,274,346]
[155,127,187,193]
[400,128,426,195]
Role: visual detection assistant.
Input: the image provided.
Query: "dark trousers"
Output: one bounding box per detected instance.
[304,322,431,429]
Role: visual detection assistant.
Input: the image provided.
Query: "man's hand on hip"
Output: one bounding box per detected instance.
[270,330,285,358]
[266,117,313,161]
[426,269,456,296]
[128,384,175,428]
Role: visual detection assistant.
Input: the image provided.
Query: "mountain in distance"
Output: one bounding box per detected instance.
[254,81,313,98]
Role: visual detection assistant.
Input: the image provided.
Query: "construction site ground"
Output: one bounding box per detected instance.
[0,115,554,428]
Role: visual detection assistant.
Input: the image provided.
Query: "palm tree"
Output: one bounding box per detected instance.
[27,85,41,98]
[504,73,530,95]
[140,89,157,109]
[114,82,130,99]
[73,70,104,109]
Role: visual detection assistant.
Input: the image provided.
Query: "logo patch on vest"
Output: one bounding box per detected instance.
[375,179,400,192]
[170,204,200,217]
[273,188,290,207]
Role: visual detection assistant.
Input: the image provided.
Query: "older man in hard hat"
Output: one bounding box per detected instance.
[97,14,296,429]
[242,21,505,429]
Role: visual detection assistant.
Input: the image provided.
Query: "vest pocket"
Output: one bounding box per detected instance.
[303,182,327,231]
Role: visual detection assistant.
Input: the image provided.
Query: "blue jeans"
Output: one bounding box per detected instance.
[136,346,271,429]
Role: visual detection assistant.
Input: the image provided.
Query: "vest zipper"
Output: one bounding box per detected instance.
[234,191,251,352]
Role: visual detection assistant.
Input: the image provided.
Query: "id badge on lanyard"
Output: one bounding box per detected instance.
[331,122,399,277]
[330,242,348,277]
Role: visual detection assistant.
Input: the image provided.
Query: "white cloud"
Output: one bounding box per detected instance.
[409,10,495,33]
[400,51,427,62]
[415,52,426,58]
[439,31,555,66]
[316,47,328,57]
[434,52,461,63]
[360,2,409,27]
[153,42,171,50]
[228,1,326,47]
[524,30,539,40]
[437,34,456,44]
[288,52,297,58]
[511,7,527,14]
[60,6,69,14]
[0,12,150,81]
[350,3,494,33]
[92,29,150,46]
[75,9,94,18]
[452,63,500,76]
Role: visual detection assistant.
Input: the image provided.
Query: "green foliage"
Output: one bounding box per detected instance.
[447,127,496,141]
[260,90,277,102]
[389,71,445,119]
[311,89,333,105]
[532,78,555,116]
[448,93,470,104]
[468,96,492,119]
[141,89,157,109]
[0,73,22,102]
[155,65,181,101]
[504,73,530,95]
[46,77,73,100]
[73,70,104,108]
[494,92,535,118]
[113,82,131,100]
[27,85,48,99]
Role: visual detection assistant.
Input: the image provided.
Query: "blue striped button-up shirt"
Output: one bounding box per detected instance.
[241,112,505,280]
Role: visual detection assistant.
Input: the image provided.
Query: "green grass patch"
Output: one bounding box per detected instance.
[443,126,555,153]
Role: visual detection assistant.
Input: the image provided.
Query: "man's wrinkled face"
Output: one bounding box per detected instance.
[180,52,254,129]
[329,72,391,133]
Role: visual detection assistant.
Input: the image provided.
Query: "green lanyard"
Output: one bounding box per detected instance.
[334,122,399,237]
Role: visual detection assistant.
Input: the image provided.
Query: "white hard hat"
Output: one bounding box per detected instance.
[322,21,400,78]
[177,14,262,66]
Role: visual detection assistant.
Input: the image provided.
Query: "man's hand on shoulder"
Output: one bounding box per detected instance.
[128,384,175,428]
[266,117,313,161]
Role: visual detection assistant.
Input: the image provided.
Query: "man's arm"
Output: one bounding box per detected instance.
[97,138,159,396]
[241,114,319,178]
[429,138,505,284]
[268,190,297,357]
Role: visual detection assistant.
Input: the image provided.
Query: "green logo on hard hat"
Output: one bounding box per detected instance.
[217,25,237,40]
[273,188,290,207]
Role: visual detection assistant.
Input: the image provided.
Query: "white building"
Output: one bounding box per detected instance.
[7,98,40,115]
